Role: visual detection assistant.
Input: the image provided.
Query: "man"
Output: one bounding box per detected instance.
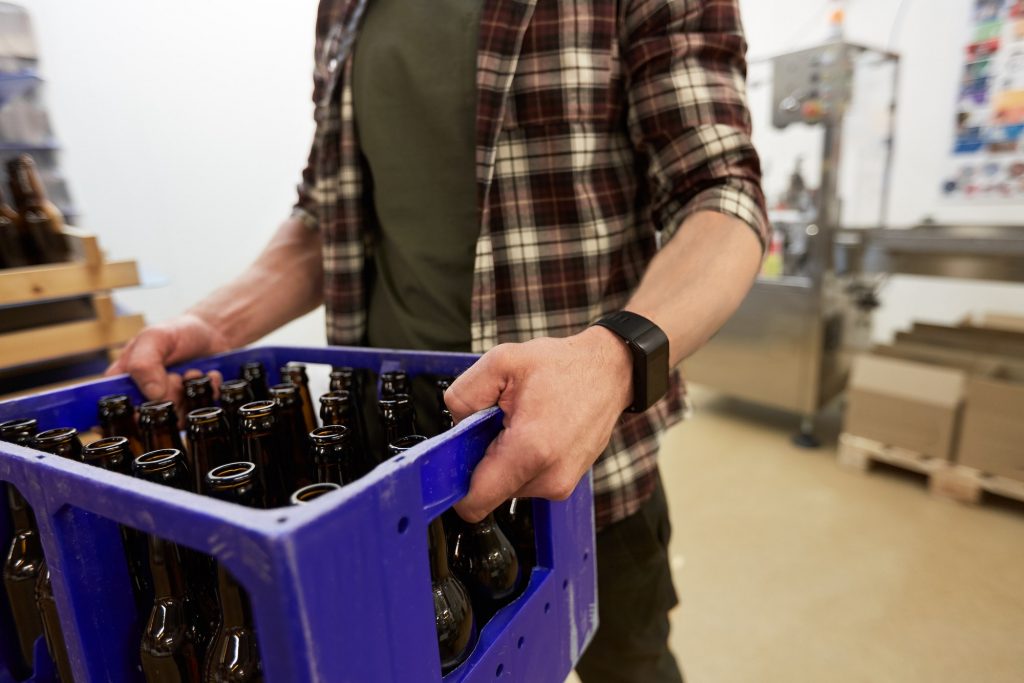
[110,0,767,680]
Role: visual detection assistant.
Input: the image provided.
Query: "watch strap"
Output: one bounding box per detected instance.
[593,311,670,413]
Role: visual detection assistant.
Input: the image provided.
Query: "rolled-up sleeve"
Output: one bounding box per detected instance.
[623,0,769,251]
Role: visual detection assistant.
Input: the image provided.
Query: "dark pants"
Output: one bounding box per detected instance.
[575,475,685,683]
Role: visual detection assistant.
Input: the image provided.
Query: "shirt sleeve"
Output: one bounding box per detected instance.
[292,9,334,232]
[622,0,770,251]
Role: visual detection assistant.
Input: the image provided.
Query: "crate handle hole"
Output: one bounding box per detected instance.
[495,663,504,677]
[544,602,550,614]
[517,636,525,649]
[397,517,409,534]
[583,551,589,563]
[394,456,405,463]
[35,455,45,460]
[562,579,569,590]
[277,516,288,524]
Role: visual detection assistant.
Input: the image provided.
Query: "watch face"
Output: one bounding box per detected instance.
[596,312,670,412]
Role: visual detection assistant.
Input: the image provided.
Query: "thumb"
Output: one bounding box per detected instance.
[444,344,517,423]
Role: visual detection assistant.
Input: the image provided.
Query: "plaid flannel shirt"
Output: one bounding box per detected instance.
[295,0,769,529]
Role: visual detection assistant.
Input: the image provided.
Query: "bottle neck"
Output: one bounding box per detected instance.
[148,536,188,600]
[216,565,252,627]
[7,486,35,532]
[428,517,450,581]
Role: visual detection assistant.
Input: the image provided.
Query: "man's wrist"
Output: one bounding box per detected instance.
[579,325,633,413]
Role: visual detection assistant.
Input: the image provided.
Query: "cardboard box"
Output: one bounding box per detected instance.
[875,341,1024,377]
[903,323,1024,358]
[970,312,1024,334]
[844,354,966,460]
[956,368,1024,483]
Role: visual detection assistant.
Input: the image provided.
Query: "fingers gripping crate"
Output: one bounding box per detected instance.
[0,346,599,682]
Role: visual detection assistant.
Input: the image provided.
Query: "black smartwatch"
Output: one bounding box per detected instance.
[592,311,670,413]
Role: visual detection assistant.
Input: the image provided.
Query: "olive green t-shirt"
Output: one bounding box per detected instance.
[353,0,482,353]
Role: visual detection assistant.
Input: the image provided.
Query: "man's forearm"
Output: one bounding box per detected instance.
[624,211,763,367]
[188,216,325,348]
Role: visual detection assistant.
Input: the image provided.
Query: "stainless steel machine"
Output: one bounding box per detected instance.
[683,41,1024,445]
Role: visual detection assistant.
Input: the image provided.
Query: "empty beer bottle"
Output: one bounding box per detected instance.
[429,516,476,674]
[218,379,254,441]
[449,513,520,622]
[35,564,73,683]
[239,362,269,401]
[140,533,202,683]
[1,419,44,676]
[186,407,234,495]
[140,401,186,455]
[389,434,427,456]
[289,482,341,505]
[82,436,134,475]
[280,363,317,433]
[237,401,286,508]
[204,462,263,682]
[435,378,455,432]
[308,425,366,485]
[268,385,314,492]
[98,394,145,456]
[318,390,361,434]
[494,498,536,591]
[0,187,28,269]
[8,154,68,264]
[133,450,204,682]
[378,395,416,463]
[183,375,216,415]
[380,370,410,399]
[32,427,84,462]
[328,367,357,394]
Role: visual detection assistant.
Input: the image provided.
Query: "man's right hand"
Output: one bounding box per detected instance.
[106,313,232,402]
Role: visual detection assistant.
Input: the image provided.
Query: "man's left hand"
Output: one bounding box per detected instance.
[444,326,633,522]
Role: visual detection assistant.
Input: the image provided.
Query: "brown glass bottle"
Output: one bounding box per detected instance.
[236,401,286,509]
[318,390,358,432]
[448,513,520,623]
[1,419,44,675]
[308,425,368,486]
[133,450,204,682]
[429,516,476,674]
[380,370,410,399]
[204,462,263,683]
[239,362,269,401]
[328,367,357,394]
[279,363,317,433]
[8,154,68,264]
[82,435,134,475]
[186,407,235,495]
[289,482,341,505]
[98,394,145,456]
[183,375,216,415]
[32,427,84,462]
[35,564,73,682]
[0,186,28,269]
[268,385,314,493]
[378,395,416,463]
[494,498,536,591]
[140,401,187,455]
[218,379,254,442]
[435,378,455,432]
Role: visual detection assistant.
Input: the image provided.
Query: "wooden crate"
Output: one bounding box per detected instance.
[0,228,144,374]
[838,432,1024,507]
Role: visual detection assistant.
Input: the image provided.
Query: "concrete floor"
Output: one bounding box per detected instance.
[568,387,1024,683]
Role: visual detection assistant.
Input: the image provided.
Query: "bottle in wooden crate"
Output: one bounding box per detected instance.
[0,186,28,269]
[7,154,68,265]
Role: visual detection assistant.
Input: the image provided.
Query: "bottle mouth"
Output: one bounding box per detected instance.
[220,379,250,392]
[84,436,129,454]
[0,417,37,433]
[290,482,341,505]
[98,393,132,408]
[207,461,257,489]
[309,425,348,443]
[378,394,411,408]
[269,383,298,396]
[389,434,428,455]
[184,375,211,386]
[238,400,276,417]
[140,400,175,413]
[187,406,224,423]
[319,390,350,405]
[133,448,183,474]
[34,427,78,443]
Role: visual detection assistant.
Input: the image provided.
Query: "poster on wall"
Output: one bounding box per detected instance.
[942,0,1024,202]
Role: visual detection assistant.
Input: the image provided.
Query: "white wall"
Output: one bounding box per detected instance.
[21,0,324,345]
[18,0,1024,347]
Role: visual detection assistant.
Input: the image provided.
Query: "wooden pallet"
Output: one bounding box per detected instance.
[838,433,1024,506]
[0,228,145,373]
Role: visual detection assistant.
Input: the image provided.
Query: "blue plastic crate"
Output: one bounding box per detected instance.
[0,345,598,682]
